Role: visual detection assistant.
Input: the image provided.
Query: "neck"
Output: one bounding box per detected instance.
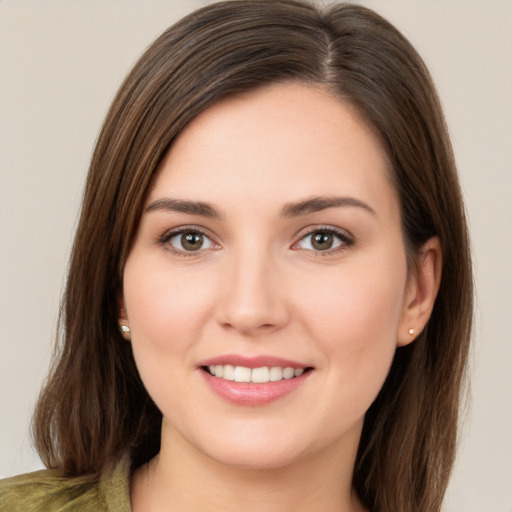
[130,422,366,512]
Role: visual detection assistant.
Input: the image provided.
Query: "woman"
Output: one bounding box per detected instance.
[0,1,472,511]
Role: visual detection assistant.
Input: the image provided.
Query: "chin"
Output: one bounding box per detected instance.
[187,418,346,472]
[204,441,307,471]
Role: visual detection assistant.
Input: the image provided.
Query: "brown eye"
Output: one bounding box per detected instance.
[181,232,203,251]
[295,228,351,253]
[168,230,213,252]
[311,232,334,250]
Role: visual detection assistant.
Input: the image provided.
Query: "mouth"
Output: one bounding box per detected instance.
[202,364,313,383]
[198,355,314,406]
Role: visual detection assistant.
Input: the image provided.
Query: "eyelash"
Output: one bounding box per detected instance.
[158,226,217,257]
[158,225,354,257]
[292,226,354,256]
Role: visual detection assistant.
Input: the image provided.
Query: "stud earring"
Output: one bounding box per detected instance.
[408,328,417,336]
[119,323,131,341]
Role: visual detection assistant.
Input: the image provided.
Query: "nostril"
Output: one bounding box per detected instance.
[219,315,283,335]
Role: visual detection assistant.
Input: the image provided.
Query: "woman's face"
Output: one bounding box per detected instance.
[122,82,415,469]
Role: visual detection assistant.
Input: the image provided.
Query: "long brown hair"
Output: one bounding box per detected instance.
[32,2,473,511]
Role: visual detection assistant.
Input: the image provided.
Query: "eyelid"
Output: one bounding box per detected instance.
[291,225,355,253]
[158,225,220,255]
[157,224,353,256]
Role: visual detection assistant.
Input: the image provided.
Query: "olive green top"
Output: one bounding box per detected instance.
[0,454,131,511]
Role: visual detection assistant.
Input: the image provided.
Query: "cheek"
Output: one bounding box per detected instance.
[123,261,215,352]
[301,263,405,339]
[296,253,407,386]
[122,259,220,416]
[293,261,406,435]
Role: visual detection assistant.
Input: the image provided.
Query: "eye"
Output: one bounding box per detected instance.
[294,228,353,253]
[164,229,215,253]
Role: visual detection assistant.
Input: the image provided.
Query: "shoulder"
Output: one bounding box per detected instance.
[0,469,99,511]
[0,454,131,512]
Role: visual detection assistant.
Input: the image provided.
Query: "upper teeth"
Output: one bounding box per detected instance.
[208,365,304,383]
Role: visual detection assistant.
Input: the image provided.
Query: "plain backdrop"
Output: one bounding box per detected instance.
[1,1,511,510]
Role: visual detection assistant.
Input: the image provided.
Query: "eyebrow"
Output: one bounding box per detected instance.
[280,196,376,217]
[145,195,376,219]
[146,198,222,219]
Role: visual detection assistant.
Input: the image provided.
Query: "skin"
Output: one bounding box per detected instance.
[122,82,441,512]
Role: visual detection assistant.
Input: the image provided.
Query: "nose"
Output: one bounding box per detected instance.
[217,247,290,336]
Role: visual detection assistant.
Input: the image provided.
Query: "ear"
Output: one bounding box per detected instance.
[117,291,131,341]
[397,236,442,346]
[117,290,128,321]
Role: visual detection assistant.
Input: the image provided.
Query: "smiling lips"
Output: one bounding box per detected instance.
[199,356,313,406]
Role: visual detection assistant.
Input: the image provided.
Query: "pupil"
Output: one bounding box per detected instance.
[312,232,333,250]
[182,232,202,250]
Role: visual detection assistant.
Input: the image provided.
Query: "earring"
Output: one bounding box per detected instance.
[408,328,417,337]
[119,323,131,341]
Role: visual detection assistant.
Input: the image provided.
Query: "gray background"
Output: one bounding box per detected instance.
[1,1,511,510]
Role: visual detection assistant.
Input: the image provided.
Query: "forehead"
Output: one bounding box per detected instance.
[147,82,396,216]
